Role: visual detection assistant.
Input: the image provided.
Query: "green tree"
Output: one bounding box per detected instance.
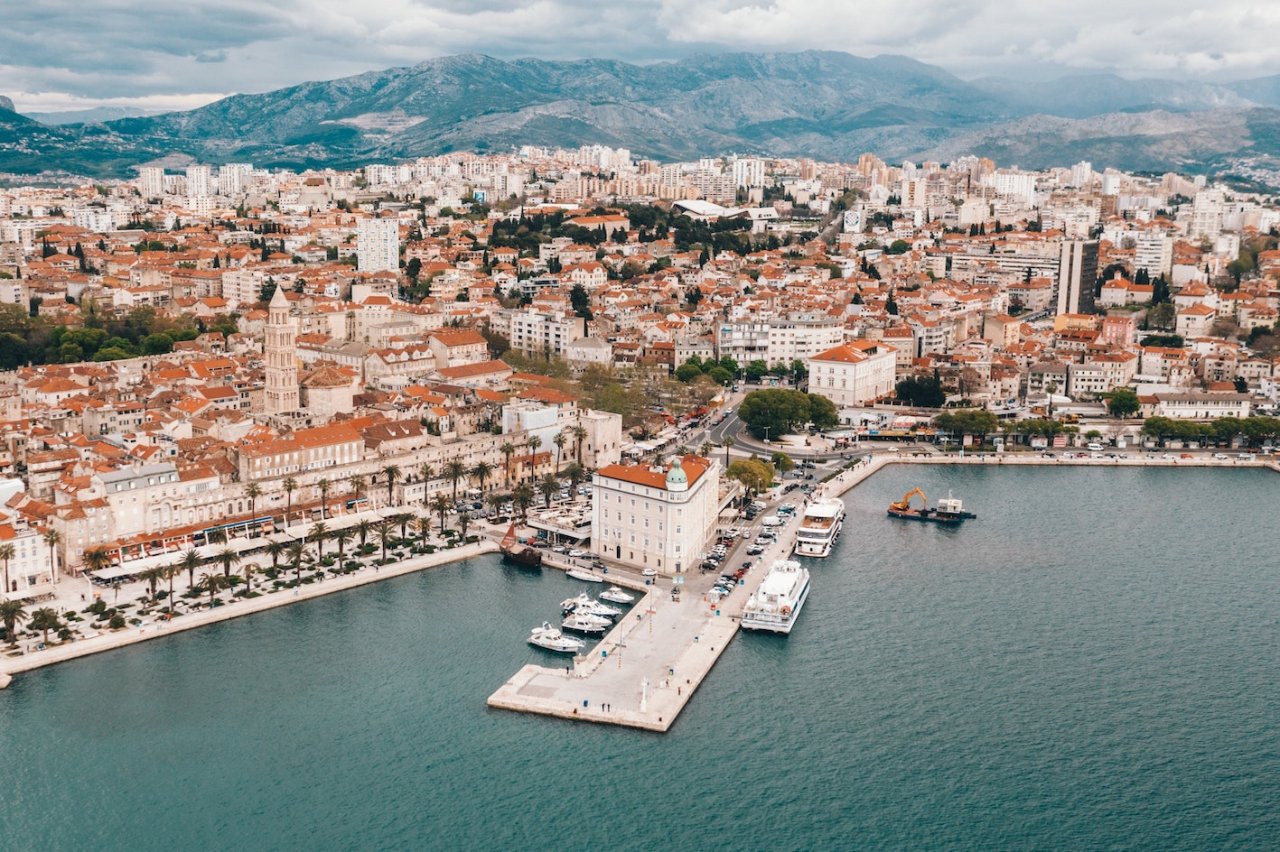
[895,376,946,408]
[0,598,28,647]
[807,393,838,429]
[674,362,703,382]
[770,451,795,473]
[27,607,61,645]
[1105,387,1140,418]
[737,389,815,440]
[726,458,776,496]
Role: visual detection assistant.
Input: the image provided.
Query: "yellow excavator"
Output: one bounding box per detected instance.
[887,487,976,524]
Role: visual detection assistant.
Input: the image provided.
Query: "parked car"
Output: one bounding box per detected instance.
[642,568,657,577]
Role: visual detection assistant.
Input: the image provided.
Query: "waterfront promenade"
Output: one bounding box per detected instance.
[0,540,497,686]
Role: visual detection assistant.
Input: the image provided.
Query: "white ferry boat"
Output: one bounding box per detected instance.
[793,498,845,558]
[741,560,810,634]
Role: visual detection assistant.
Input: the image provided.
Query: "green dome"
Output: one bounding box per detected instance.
[665,459,689,491]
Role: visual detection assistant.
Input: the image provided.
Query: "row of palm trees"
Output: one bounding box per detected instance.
[0,598,61,648]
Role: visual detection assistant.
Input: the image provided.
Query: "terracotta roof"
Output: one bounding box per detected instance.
[596,454,711,491]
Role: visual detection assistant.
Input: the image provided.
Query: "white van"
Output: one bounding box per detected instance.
[1086,442,1103,452]
[761,515,783,527]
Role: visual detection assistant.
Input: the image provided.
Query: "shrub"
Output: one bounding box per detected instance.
[108,614,126,630]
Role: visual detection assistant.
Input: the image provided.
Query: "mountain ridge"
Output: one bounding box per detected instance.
[3,51,1280,180]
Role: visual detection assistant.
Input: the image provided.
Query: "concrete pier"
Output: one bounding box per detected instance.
[487,456,890,731]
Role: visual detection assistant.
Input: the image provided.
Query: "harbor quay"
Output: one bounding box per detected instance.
[487,455,889,732]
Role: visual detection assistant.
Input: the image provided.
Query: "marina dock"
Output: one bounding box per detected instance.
[487,457,887,731]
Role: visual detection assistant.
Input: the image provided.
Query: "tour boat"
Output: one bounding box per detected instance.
[599,586,636,605]
[527,622,585,654]
[500,522,543,569]
[561,612,611,634]
[566,568,603,583]
[741,560,811,635]
[793,497,845,558]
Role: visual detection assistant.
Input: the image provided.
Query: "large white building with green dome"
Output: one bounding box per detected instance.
[590,454,721,576]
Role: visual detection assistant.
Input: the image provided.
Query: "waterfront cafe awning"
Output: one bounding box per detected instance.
[271,508,399,541]
[91,536,267,582]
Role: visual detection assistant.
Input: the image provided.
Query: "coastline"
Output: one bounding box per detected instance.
[0,540,498,683]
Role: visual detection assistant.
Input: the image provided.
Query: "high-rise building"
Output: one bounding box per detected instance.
[1056,240,1100,315]
[357,218,400,273]
[185,165,212,198]
[137,167,165,200]
[1133,233,1173,277]
[263,287,299,414]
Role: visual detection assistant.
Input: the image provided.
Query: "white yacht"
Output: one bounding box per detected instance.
[793,497,845,558]
[566,568,604,583]
[561,612,611,634]
[741,560,810,634]
[599,586,636,605]
[528,622,585,654]
[560,593,622,619]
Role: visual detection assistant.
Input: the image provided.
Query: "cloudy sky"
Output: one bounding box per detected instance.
[7,0,1280,112]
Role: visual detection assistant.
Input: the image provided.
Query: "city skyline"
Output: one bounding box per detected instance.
[7,1,1280,113]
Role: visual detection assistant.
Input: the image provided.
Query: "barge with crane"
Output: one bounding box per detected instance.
[887,488,977,525]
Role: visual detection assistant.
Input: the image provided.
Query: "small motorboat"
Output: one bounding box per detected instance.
[566,568,604,583]
[599,586,636,605]
[528,622,585,654]
[561,612,611,634]
[560,593,621,619]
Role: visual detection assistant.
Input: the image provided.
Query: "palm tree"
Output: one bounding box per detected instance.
[180,548,201,590]
[571,423,588,464]
[317,478,331,520]
[376,520,393,562]
[381,465,401,506]
[470,461,493,493]
[165,561,179,611]
[0,543,14,595]
[206,527,227,546]
[699,441,714,457]
[43,529,61,583]
[266,540,285,573]
[283,477,298,523]
[27,607,60,645]
[415,514,433,541]
[417,463,434,484]
[486,492,508,518]
[355,519,373,549]
[200,571,227,606]
[287,541,306,584]
[553,430,567,471]
[525,435,542,480]
[444,460,467,501]
[430,494,452,533]
[500,441,516,484]
[240,563,257,595]
[456,510,471,540]
[333,528,353,563]
[538,474,559,508]
[563,460,586,493]
[513,484,534,524]
[0,598,28,647]
[83,546,112,578]
[217,547,242,580]
[245,482,261,519]
[347,474,366,504]
[139,565,166,598]
[309,522,328,560]
[392,512,414,540]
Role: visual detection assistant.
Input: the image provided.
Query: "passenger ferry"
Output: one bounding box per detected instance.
[793,497,845,558]
[741,560,810,635]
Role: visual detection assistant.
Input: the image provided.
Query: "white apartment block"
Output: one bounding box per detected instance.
[185,165,213,198]
[1133,233,1173,276]
[357,218,400,273]
[137,167,165,200]
[591,455,720,576]
[716,316,845,367]
[508,308,587,357]
[807,340,897,408]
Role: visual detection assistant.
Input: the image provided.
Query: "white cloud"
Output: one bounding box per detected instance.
[6,0,1280,111]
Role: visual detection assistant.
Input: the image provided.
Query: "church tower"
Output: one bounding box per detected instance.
[264,286,299,413]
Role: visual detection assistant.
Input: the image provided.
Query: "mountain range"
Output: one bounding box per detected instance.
[5,51,1280,180]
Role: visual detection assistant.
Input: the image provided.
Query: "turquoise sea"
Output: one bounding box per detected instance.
[1,466,1277,850]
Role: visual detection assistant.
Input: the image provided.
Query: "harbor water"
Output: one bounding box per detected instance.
[1,466,1277,850]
